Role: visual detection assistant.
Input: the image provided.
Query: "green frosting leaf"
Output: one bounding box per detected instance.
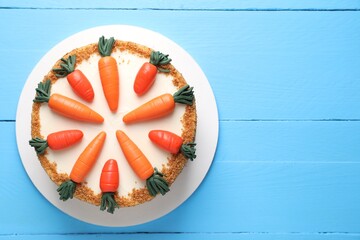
[57,180,77,201]
[146,177,157,196]
[29,137,48,155]
[33,79,51,103]
[173,84,194,105]
[181,142,197,161]
[146,168,169,196]
[100,192,119,214]
[98,36,115,57]
[52,55,76,77]
[149,51,172,73]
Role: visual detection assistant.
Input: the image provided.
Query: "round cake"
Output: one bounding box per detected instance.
[29,36,197,213]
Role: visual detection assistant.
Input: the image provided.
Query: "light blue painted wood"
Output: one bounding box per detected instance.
[1,2,360,239]
[217,121,360,163]
[1,0,360,10]
[3,122,360,234]
[1,10,360,120]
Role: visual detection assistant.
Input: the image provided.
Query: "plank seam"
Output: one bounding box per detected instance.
[217,161,360,164]
[0,7,360,11]
[1,231,360,236]
[2,119,360,122]
[220,119,360,122]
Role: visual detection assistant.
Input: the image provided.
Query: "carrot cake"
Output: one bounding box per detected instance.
[29,36,197,213]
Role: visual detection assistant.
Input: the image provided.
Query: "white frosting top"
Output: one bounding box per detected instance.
[39,50,185,196]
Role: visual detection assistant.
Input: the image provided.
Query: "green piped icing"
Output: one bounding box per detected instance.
[146,168,169,196]
[52,55,76,77]
[149,51,172,73]
[100,192,119,214]
[181,142,197,161]
[98,36,115,57]
[173,84,194,105]
[57,180,77,201]
[29,137,48,155]
[33,79,51,103]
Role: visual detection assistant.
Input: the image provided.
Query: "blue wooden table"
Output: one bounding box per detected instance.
[1,1,360,239]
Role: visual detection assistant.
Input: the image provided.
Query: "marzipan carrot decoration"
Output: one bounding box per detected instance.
[29,129,83,154]
[33,80,104,123]
[100,159,119,213]
[134,51,171,96]
[123,84,194,124]
[98,36,119,112]
[148,130,196,161]
[57,131,106,201]
[52,55,95,102]
[116,130,169,196]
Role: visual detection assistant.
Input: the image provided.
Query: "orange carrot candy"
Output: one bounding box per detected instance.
[116,130,169,196]
[133,51,171,96]
[98,36,119,112]
[29,129,83,155]
[148,130,196,161]
[33,79,104,123]
[57,131,106,201]
[52,55,95,102]
[123,84,194,124]
[100,159,119,213]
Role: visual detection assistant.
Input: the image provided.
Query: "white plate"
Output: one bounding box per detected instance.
[16,25,218,227]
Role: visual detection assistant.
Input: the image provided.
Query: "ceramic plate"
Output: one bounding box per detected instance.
[16,25,218,227]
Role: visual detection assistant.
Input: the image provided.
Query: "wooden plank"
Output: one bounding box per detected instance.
[1,0,360,10]
[3,122,360,233]
[217,121,360,163]
[1,10,360,120]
